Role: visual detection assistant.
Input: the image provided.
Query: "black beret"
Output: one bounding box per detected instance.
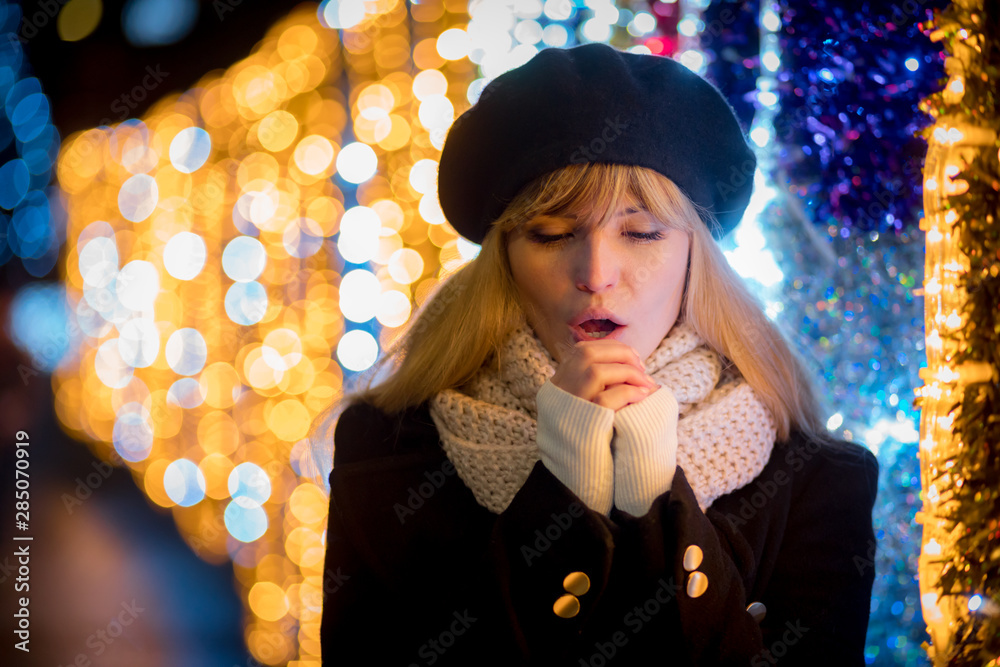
[438,43,757,244]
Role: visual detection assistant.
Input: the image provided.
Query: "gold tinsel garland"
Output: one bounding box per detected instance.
[916,0,1000,664]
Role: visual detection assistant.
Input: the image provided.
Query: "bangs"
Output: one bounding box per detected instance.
[494,163,701,234]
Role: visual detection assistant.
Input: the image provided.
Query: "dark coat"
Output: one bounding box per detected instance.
[320,400,878,666]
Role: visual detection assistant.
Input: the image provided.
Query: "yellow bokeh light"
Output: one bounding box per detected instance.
[376,290,412,328]
[245,346,284,391]
[288,483,328,524]
[372,198,405,231]
[53,4,477,663]
[277,357,317,396]
[262,328,304,371]
[375,230,404,264]
[357,83,396,118]
[285,526,325,568]
[278,25,319,60]
[250,627,293,665]
[144,459,176,508]
[199,362,242,409]
[200,452,236,499]
[387,247,424,285]
[258,110,300,152]
[413,69,448,101]
[57,0,102,42]
[249,581,290,622]
[149,389,184,438]
[353,113,393,144]
[267,399,311,442]
[293,135,336,175]
[376,114,412,151]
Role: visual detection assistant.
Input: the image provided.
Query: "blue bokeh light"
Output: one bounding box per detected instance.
[224,498,268,543]
[0,11,60,276]
[122,0,199,47]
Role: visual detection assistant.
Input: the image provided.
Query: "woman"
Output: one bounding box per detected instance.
[317,43,877,666]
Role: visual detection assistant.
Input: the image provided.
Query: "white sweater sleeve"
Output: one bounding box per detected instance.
[612,386,679,517]
[535,379,615,515]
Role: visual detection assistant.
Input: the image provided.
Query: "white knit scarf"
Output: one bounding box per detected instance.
[429,321,777,514]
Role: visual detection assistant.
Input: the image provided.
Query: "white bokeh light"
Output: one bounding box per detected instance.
[338,269,381,323]
[118,174,159,223]
[79,236,119,288]
[320,0,366,29]
[95,338,134,388]
[335,142,378,184]
[116,260,159,311]
[166,328,208,376]
[164,459,207,507]
[163,231,206,280]
[417,95,455,131]
[118,317,160,368]
[408,159,438,195]
[376,290,411,328]
[222,236,267,283]
[337,206,380,264]
[336,329,379,372]
[169,127,212,173]
[436,28,470,60]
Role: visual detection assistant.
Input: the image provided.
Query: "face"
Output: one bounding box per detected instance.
[507,200,690,363]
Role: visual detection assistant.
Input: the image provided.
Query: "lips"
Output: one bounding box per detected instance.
[579,319,618,338]
[570,309,625,341]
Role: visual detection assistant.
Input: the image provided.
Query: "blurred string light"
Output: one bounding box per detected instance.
[0,1,62,277]
[676,0,707,74]
[122,0,199,47]
[716,1,782,297]
[915,3,1000,660]
[313,0,549,382]
[463,0,672,110]
[56,0,103,42]
[5,281,70,371]
[54,8,355,665]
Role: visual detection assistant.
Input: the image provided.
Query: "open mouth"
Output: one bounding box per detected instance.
[579,319,620,339]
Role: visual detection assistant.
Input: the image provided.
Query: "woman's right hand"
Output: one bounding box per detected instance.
[551,340,659,411]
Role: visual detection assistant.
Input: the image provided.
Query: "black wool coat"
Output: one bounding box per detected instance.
[320,400,878,666]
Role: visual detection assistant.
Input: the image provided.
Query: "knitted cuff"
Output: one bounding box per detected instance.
[535,379,615,515]
[612,386,679,517]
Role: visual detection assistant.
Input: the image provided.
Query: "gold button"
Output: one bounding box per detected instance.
[553,594,580,618]
[682,545,703,571]
[563,571,591,596]
[747,601,767,623]
[686,571,708,598]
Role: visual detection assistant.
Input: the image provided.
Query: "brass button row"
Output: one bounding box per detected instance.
[550,549,767,622]
[553,571,591,618]
[683,544,708,599]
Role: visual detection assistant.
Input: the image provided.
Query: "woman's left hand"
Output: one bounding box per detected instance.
[550,339,659,412]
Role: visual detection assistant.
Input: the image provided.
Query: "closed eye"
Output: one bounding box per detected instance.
[527,231,572,245]
[625,230,665,243]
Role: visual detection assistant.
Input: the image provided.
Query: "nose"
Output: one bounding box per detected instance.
[574,234,619,293]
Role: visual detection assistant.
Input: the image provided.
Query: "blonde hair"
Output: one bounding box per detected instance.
[312,163,826,450]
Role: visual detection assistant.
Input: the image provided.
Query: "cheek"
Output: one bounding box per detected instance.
[511,252,561,304]
[637,252,687,311]
[515,271,556,316]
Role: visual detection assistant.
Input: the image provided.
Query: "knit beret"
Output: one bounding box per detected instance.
[437,43,757,244]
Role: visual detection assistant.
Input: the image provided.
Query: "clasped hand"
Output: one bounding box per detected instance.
[550,339,659,409]
[537,339,679,516]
